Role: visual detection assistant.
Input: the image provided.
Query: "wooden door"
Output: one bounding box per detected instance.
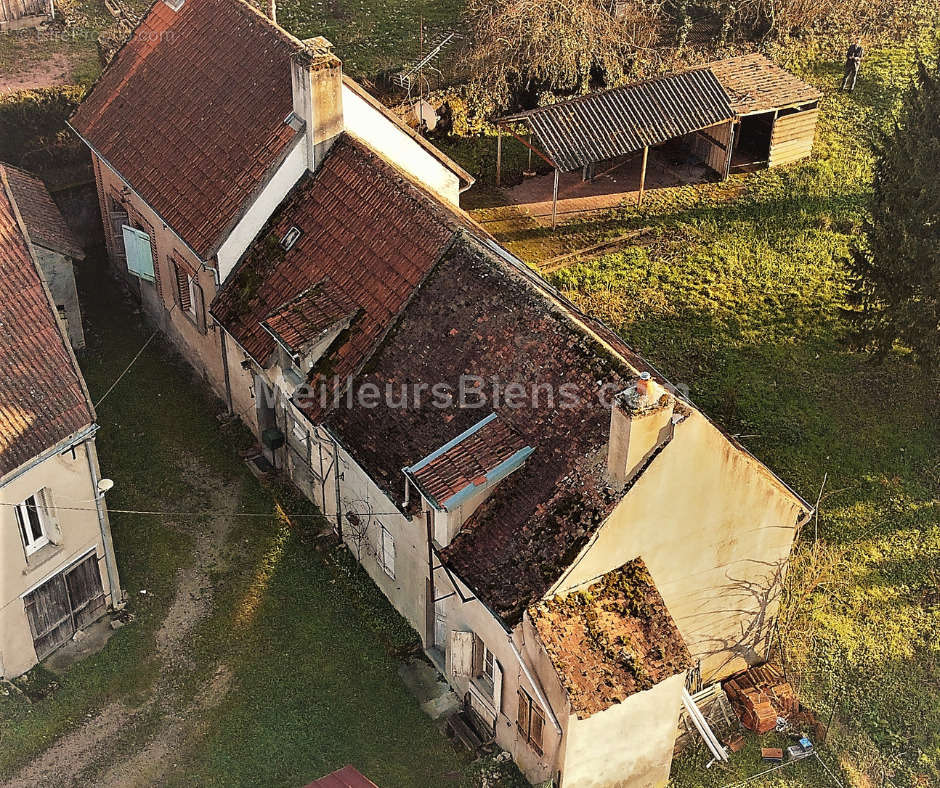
[434,598,447,648]
[23,573,74,660]
[66,554,106,630]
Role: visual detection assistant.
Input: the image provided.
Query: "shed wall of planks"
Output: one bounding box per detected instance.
[768,108,818,167]
[0,0,51,27]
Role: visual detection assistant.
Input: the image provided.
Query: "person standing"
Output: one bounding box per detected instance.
[841,39,864,91]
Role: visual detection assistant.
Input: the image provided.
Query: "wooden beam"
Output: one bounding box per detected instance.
[501,124,558,170]
[496,126,502,187]
[723,119,736,181]
[637,146,648,208]
[551,168,559,230]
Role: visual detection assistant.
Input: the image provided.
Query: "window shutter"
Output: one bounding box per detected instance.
[175,262,192,311]
[381,527,395,578]
[192,281,207,334]
[517,689,530,736]
[122,225,155,282]
[450,630,474,677]
[472,634,484,677]
[530,704,545,755]
[493,659,504,713]
[109,211,128,263]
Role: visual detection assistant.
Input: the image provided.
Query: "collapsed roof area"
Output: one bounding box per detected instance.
[529,558,692,717]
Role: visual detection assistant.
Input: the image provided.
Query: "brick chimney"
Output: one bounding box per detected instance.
[607,372,675,489]
[290,38,344,173]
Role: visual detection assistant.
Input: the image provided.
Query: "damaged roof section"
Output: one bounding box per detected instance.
[70,0,304,259]
[260,278,358,358]
[405,413,533,511]
[708,53,821,115]
[530,558,692,718]
[211,136,457,405]
[325,236,642,623]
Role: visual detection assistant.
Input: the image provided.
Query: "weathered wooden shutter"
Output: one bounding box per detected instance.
[23,574,74,660]
[36,487,58,537]
[530,704,545,754]
[471,634,484,677]
[516,688,530,736]
[450,630,474,677]
[174,262,192,311]
[493,660,504,713]
[192,281,207,334]
[122,225,155,282]
[109,210,128,264]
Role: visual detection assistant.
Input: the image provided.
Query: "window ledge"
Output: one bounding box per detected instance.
[23,542,64,574]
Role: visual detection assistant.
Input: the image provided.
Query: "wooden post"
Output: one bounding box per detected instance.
[723,119,736,181]
[496,126,502,187]
[551,168,560,229]
[637,146,649,207]
[527,135,533,172]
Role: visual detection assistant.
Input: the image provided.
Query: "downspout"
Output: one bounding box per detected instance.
[331,432,343,538]
[507,634,562,735]
[84,436,124,608]
[219,328,233,414]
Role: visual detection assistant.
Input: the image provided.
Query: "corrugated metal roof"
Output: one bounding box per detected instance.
[501,68,734,172]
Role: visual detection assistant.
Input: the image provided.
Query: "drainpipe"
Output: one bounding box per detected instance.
[84,436,124,608]
[507,635,562,735]
[219,328,233,414]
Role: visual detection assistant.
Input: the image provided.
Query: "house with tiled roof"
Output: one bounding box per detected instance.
[0,167,122,680]
[74,1,811,784]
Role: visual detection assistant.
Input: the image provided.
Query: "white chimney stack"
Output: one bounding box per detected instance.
[607,372,675,489]
[290,38,344,173]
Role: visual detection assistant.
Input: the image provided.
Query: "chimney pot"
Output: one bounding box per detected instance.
[291,40,344,172]
[607,375,675,489]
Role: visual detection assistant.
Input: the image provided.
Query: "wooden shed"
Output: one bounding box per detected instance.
[709,54,821,169]
[0,0,53,31]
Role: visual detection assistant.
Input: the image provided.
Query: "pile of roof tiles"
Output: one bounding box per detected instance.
[723,663,798,734]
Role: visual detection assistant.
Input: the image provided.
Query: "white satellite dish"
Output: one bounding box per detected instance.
[97,478,115,495]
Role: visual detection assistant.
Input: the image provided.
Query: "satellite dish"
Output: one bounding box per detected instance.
[97,478,115,494]
[413,100,438,131]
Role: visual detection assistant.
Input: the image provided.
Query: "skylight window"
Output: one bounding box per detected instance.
[280,226,302,251]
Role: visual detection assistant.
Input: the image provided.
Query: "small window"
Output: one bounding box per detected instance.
[483,646,495,684]
[517,689,544,755]
[280,226,302,251]
[174,260,196,315]
[290,418,307,445]
[15,492,50,556]
[380,525,395,578]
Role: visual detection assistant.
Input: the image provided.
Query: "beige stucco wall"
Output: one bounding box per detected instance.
[550,410,806,681]
[92,154,228,404]
[35,246,85,350]
[0,440,115,678]
[562,672,686,788]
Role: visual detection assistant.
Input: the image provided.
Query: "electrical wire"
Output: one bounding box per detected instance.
[93,328,159,408]
[0,500,407,519]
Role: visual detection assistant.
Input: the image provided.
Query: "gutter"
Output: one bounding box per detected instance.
[83,436,123,607]
[508,634,563,735]
[0,424,99,490]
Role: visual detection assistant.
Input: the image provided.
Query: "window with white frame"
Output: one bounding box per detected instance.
[15,491,51,555]
[379,525,395,578]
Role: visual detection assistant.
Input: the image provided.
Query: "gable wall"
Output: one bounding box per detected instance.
[550,410,806,681]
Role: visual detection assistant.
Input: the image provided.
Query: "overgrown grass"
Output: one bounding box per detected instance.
[0,256,482,786]
[472,35,939,788]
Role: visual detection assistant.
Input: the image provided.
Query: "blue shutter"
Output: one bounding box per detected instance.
[122,225,155,282]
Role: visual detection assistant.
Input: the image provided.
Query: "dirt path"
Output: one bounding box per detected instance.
[4,464,242,788]
[0,53,73,95]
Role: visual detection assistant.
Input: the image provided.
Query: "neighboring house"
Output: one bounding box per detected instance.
[0,167,121,680]
[73,1,811,784]
[1,162,86,350]
[305,766,379,787]
[0,0,53,32]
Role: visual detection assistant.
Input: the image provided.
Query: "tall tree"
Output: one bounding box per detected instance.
[849,57,940,372]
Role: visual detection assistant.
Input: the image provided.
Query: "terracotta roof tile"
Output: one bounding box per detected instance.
[211,136,455,407]
[709,53,821,115]
[0,172,93,478]
[407,414,530,509]
[261,279,358,355]
[529,558,692,717]
[1,163,84,259]
[305,766,379,788]
[70,0,303,259]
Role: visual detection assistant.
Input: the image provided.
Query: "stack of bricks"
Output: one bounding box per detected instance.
[724,663,798,734]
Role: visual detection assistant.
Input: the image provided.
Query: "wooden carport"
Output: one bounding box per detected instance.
[496,68,736,227]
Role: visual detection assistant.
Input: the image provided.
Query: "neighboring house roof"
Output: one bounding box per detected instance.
[211,136,456,399]
[0,163,84,259]
[0,170,93,479]
[404,413,533,511]
[529,558,692,717]
[500,68,734,172]
[260,279,359,357]
[69,0,305,260]
[305,766,379,788]
[325,236,645,623]
[709,53,821,116]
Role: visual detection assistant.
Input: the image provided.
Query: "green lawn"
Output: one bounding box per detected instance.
[0,256,496,786]
[450,35,939,788]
